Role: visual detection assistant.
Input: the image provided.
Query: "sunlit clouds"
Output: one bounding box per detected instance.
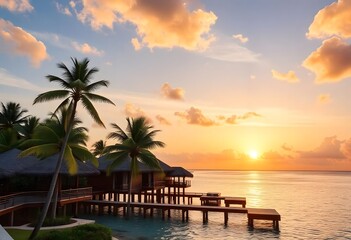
[222,112,262,125]
[298,136,345,160]
[175,107,262,126]
[0,19,49,67]
[72,42,104,56]
[156,115,171,126]
[318,94,331,104]
[303,37,351,83]
[304,0,351,83]
[131,38,142,51]
[72,0,217,51]
[233,34,248,43]
[31,32,104,57]
[307,0,351,39]
[0,0,33,12]
[175,107,217,126]
[271,70,299,83]
[161,83,184,101]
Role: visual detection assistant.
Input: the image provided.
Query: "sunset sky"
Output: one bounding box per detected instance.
[1,0,351,171]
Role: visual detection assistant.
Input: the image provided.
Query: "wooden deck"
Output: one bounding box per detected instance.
[83,200,280,230]
[247,208,281,230]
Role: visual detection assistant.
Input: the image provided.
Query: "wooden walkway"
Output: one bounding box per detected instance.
[83,200,281,230]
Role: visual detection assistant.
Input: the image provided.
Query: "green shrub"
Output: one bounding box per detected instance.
[33,224,112,240]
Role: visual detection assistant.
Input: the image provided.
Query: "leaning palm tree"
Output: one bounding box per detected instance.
[0,101,29,132]
[20,109,97,218]
[91,139,106,157]
[104,117,165,218]
[26,57,114,240]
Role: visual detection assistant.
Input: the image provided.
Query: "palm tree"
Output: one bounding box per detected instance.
[18,116,40,140]
[20,109,97,218]
[104,117,165,218]
[0,128,19,152]
[0,101,29,132]
[91,140,106,157]
[26,57,114,239]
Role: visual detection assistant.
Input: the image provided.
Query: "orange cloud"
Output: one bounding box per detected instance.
[131,37,142,51]
[72,42,104,56]
[223,112,262,125]
[303,37,351,83]
[0,19,49,67]
[307,0,351,39]
[155,115,171,126]
[239,112,262,119]
[340,138,351,160]
[73,0,217,51]
[0,0,33,12]
[232,34,248,43]
[318,94,331,104]
[175,107,217,126]
[271,69,300,83]
[298,136,345,159]
[124,103,152,123]
[161,83,184,100]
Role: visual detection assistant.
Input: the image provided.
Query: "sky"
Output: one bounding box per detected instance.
[1,0,351,171]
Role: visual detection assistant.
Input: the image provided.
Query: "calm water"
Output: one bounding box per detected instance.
[81,171,351,239]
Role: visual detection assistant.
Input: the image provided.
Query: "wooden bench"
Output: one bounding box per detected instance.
[224,197,246,208]
[247,208,281,230]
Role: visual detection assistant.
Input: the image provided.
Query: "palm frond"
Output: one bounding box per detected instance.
[86,80,109,92]
[70,144,98,167]
[33,90,70,104]
[81,96,105,127]
[63,146,78,175]
[84,93,115,105]
[138,149,162,170]
[19,143,59,159]
[106,151,129,175]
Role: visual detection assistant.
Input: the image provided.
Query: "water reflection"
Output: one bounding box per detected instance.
[247,171,262,207]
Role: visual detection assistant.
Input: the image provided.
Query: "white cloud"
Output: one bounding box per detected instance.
[202,37,259,63]
[72,42,104,56]
[56,2,72,16]
[0,68,43,92]
[233,34,248,43]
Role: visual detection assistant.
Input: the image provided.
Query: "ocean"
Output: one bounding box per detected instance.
[82,171,351,239]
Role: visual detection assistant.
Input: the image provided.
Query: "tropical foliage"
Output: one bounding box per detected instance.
[104,117,165,217]
[26,57,114,239]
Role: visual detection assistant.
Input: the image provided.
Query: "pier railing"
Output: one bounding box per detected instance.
[165,179,191,187]
[0,187,92,212]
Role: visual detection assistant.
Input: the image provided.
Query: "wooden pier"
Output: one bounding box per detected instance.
[82,199,280,230]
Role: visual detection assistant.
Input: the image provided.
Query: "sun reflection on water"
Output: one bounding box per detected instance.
[247,171,262,207]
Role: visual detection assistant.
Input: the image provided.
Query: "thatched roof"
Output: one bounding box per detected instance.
[0,149,100,177]
[167,167,193,178]
[19,154,100,176]
[98,155,173,173]
[0,149,38,178]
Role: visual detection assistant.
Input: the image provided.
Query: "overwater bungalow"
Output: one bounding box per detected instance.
[0,149,194,226]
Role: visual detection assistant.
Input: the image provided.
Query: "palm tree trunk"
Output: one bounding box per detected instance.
[29,102,77,240]
[29,142,67,239]
[127,172,132,219]
[50,182,58,219]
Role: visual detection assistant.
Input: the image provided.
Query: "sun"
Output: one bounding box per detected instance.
[248,150,260,160]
